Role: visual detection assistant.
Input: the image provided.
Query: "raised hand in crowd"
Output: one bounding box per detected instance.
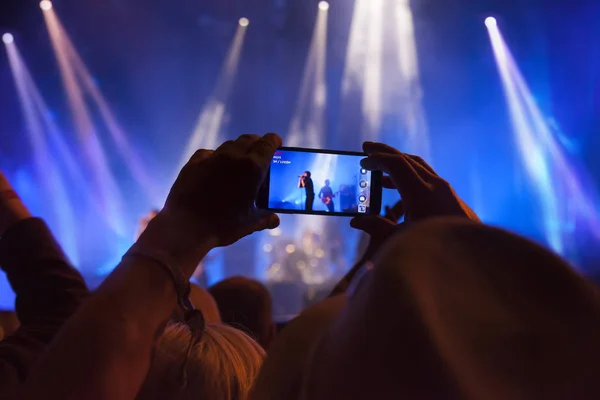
[138,133,282,275]
[0,172,89,396]
[351,142,479,260]
[18,134,282,400]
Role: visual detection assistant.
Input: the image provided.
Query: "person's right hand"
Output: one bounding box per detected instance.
[350,142,479,255]
[136,133,282,276]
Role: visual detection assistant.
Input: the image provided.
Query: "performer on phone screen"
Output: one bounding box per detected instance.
[319,179,336,213]
[298,171,315,211]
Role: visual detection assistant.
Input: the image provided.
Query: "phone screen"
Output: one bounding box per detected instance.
[259,147,382,216]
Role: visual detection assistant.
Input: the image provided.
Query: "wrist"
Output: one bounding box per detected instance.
[133,211,218,278]
[0,194,32,237]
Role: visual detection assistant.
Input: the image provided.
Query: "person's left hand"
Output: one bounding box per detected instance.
[157,133,282,249]
[350,142,479,263]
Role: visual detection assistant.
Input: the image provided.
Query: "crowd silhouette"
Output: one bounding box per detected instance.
[1,133,600,399]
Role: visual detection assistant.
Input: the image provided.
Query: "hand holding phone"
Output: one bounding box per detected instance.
[256,147,383,216]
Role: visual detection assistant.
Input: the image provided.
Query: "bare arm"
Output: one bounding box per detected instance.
[0,174,89,392]
[19,133,282,400]
[19,214,215,400]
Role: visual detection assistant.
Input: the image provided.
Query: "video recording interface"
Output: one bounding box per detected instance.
[268,149,373,215]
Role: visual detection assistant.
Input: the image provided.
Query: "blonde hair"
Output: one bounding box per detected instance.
[138,322,265,400]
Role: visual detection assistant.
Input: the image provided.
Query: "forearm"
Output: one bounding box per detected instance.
[0,193,30,237]
[21,260,177,400]
[20,215,216,400]
[0,218,89,329]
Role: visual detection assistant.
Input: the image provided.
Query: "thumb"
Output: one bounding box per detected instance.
[230,212,280,243]
[249,210,281,232]
[350,215,395,236]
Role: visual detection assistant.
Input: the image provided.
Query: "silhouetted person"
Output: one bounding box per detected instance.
[209,276,276,349]
[319,179,335,212]
[298,171,315,211]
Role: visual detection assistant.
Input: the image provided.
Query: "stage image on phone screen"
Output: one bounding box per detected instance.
[267,149,373,215]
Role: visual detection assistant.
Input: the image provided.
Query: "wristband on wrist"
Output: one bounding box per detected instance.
[122,250,206,386]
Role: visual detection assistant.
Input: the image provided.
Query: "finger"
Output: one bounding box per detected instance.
[403,153,438,176]
[239,211,280,237]
[258,212,281,230]
[382,176,396,189]
[384,200,404,222]
[249,133,283,169]
[403,155,440,183]
[350,215,395,236]
[234,134,261,153]
[188,149,213,164]
[361,153,428,197]
[363,141,401,156]
[214,140,236,155]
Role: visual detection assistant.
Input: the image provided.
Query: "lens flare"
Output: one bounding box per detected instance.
[40,0,52,11]
[2,33,14,44]
[485,17,497,28]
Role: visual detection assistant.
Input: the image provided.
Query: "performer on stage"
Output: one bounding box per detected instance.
[298,171,315,211]
[319,179,336,213]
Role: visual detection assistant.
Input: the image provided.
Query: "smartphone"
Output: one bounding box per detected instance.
[256,147,382,216]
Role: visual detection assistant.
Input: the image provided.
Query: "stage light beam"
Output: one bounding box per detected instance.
[2,33,13,44]
[41,8,159,204]
[42,4,126,235]
[486,20,600,257]
[4,40,79,264]
[178,21,248,173]
[283,6,331,267]
[318,1,330,11]
[341,0,430,157]
[239,17,249,27]
[40,0,52,11]
[287,3,328,148]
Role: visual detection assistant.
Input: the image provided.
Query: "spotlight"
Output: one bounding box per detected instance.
[239,17,249,27]
[485,17,497,28]
[318,1,329,10]
[2,33,14,44]
[40,0,52,10]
